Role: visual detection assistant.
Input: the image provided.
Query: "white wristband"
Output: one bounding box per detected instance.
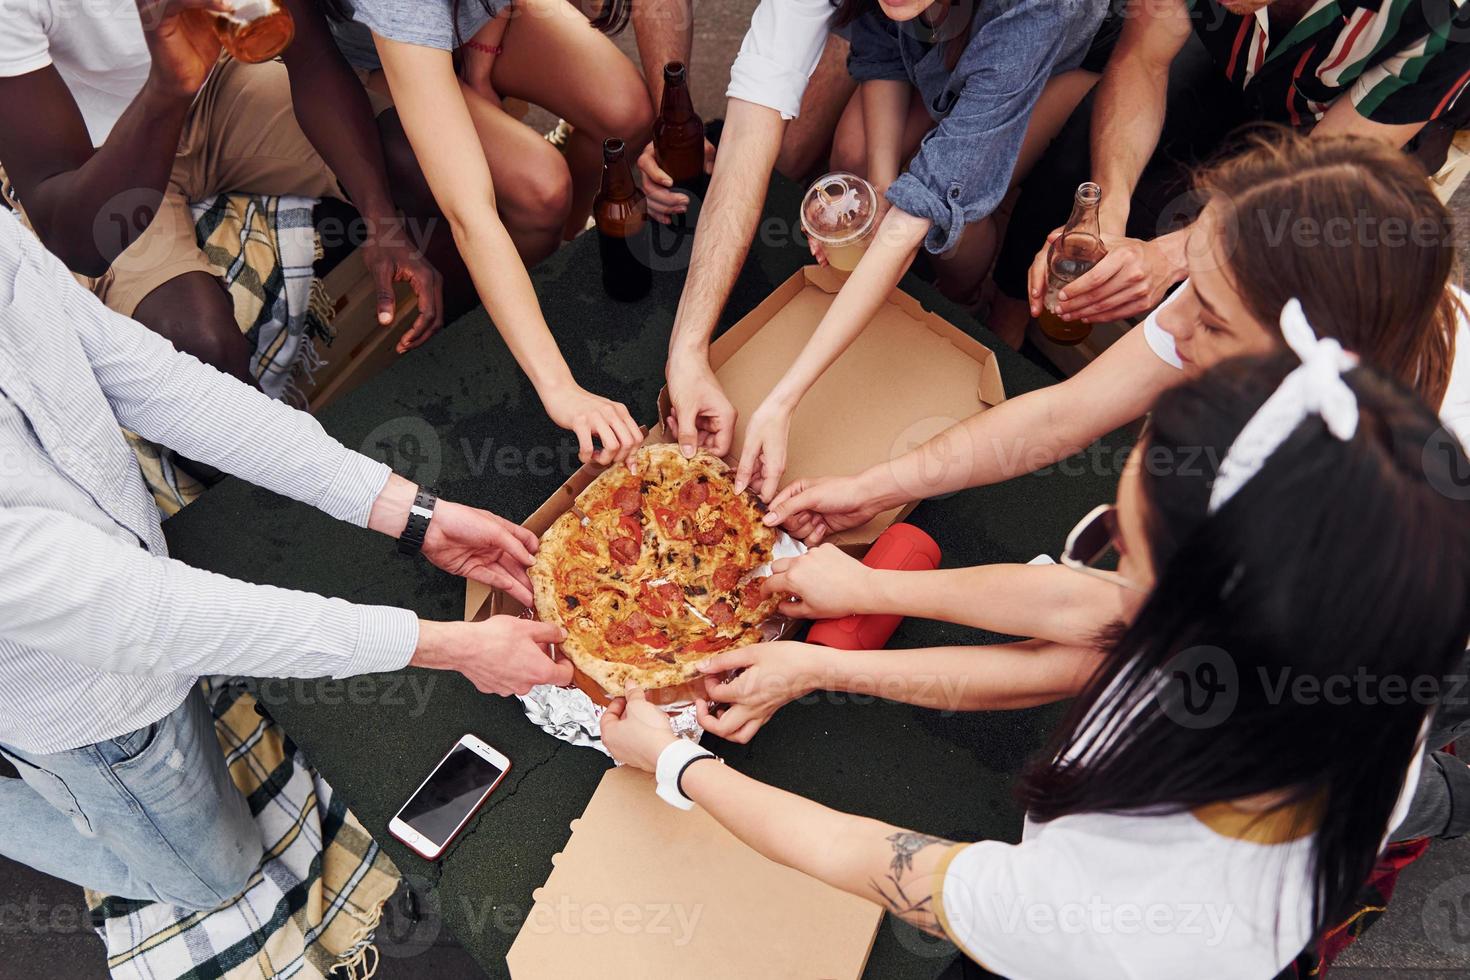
[654,739,718,810]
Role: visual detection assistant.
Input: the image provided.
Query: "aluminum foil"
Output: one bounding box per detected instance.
[517,531,807,756]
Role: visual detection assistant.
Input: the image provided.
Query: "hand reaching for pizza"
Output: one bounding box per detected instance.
[694,641,825,744]
[423,502,539,606]
[760,544,877,620]
[538,381,643,466]
[600,686,680,770]
[411,617,571,696]
[734,399,794,502]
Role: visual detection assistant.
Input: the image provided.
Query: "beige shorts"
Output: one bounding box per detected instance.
[18,58,397,317]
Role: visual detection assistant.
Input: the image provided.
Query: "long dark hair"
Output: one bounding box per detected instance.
[1022,354,1470,939]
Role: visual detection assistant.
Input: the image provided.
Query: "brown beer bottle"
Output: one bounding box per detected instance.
[594,138,652,302]
[1040,182,1107,346]
[186,0,295,64]
[653,62,707,205]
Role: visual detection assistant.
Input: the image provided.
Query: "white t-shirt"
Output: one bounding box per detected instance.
[936,751,1423,979]
[1143,282,1470,449]
[726,0,833,121]
[0,1,152,146]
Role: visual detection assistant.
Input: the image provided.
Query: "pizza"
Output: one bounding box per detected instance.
[530,445,785,697]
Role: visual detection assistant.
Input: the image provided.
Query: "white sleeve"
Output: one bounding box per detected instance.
[726,0,834,120]
[0,4,53,77]
[934,840,1110,980]
[13,221,391,528]
[1139,284,1187,371]
[0,505,417,679]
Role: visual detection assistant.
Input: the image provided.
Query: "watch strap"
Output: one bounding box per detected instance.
[654,739,717,810]
[397,486,437,556]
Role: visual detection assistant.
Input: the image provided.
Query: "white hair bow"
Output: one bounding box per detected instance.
[1206,299,1359,513]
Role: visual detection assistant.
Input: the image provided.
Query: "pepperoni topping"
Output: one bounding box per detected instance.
[639,583,670,617]
[742,579,766,608]
[654,506,685,538]
[609,536,640,565]
[605,622,634,645]
[678,479,709,509]
[689,636,732,654]
[614,486,642,515]
[712,564,741,592]
[578,536,599,556]
[637,632,670,649]
[619,513,643,538]
[694,518,727,546]
[625,611,651,633]
[708,600,735,625]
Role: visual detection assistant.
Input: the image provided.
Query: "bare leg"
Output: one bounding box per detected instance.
[632,0,693,108]
[132,271,254,384]
[980,69,1102,348]
[776,34,858,181]
[494,0,655,240]
[827,87,932,179]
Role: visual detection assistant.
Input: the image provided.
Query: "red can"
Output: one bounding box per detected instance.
[805,523,941,650]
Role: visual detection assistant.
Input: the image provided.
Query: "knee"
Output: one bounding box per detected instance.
[148,825,263,911]
[501,164,573,233]
[133,274,252,381]
[600,92,655,148]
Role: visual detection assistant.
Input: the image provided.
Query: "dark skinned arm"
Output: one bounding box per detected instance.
[0,0,228,275]
[278,0,443,343]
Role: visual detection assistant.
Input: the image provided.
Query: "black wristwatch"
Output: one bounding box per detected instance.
[397,486,438,556]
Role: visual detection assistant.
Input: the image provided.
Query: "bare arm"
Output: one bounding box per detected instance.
[0,0,227,274]
[683,760,956,935]
[864,323,1173,506]
[374,35,640,463]
[765,543,1133,648]
[667,97,787,367]
[1089,0,1192,236]
[632,0,693,107]
[735,205,931,497]
[601,689,963,935]
[860,79,911,193]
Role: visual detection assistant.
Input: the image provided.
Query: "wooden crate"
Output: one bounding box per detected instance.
[301,250,417,413]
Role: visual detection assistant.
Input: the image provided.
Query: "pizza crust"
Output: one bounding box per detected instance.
[529,444,783,698]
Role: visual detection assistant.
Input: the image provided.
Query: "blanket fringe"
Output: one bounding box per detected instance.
[329,894,386,980]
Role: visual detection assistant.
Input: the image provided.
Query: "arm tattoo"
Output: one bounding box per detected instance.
[869,831,952,937]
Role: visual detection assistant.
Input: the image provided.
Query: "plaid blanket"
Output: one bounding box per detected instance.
[132,193,336,516]
[85,680,400,980]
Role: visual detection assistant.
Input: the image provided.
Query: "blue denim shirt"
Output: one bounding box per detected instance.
[848,0,1108,254]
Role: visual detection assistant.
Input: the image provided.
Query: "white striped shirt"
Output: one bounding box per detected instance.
[0,209,418,754]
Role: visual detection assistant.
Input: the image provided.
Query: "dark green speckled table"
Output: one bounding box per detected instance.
[162,176,1131,979]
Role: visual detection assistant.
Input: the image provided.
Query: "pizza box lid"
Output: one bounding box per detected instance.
[467,264,1007,622]
[505,765,883,979]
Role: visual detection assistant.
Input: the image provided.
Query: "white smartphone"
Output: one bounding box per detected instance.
[387,734,511,860]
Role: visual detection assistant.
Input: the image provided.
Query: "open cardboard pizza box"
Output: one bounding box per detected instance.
[466,264,1007,627]
[505,765,883,979]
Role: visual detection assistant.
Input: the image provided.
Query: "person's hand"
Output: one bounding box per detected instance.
[760,544,876,620]
[414,617,572,695]
[807,237,829,268]
[694,641,823,743]
[539,381,643,466]
[422,501,539,605]
[1027,231,1176,323]
[734,399,792,501]
[762,474,888,545]
[636,138,716,223]
[600,686,680,771]
[666,352,737,458]
[135,0,231,98]
[359,220,444,353]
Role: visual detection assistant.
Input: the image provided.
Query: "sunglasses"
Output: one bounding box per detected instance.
[1061,504,1145,592]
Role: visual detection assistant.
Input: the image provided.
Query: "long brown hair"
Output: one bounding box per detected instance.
[1196,129,1459,409]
